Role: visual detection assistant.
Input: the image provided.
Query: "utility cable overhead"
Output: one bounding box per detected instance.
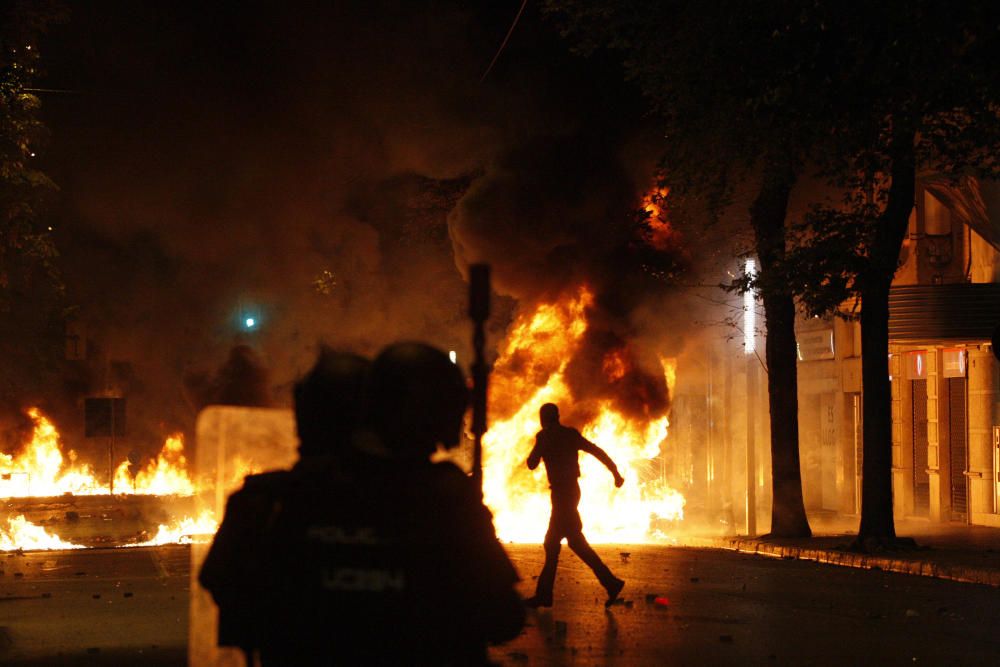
[480,0,528,83]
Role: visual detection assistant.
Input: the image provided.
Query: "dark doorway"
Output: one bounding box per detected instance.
[948,377,968,520]
[912,380,930,516]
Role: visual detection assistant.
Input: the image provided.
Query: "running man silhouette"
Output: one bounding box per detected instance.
[524,402,625,608]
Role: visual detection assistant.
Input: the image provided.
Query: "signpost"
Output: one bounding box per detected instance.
[84,397,126,495]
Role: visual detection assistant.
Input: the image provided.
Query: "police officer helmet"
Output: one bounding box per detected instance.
[293,348,370,457]
[368,342,468,457]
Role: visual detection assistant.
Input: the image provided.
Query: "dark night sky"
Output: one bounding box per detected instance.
[24,1,684,452]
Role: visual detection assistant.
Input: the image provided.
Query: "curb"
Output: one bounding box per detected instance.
[676,536,1000,588]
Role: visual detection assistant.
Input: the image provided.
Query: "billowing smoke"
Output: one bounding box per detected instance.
[450,131,684,422]
[3,1,694,465]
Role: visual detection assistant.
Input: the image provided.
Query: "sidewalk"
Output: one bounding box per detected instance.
[677,519,1000,587]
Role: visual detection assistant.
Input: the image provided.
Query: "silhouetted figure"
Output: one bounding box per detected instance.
[255,342,524,666]
[524,402,625,608]
[199,348,370,661]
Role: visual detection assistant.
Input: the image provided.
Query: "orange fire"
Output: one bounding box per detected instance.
[0,408,106,497]
[641,186,677,251]
[0,409,220,551]
[114,434,196,496]
[0,410,200,499]
[482,288,684,544]
[128,510,219,547]
[0,514,84,551]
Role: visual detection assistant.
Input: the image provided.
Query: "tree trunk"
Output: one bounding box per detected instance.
[856,128,916,548]
[750,164,812,538]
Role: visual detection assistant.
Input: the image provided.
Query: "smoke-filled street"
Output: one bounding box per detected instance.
[4,544,1000,665]
[4,1,1000,664]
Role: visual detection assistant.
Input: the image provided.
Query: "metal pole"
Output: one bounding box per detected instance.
[744,257,758,537]
[109,402,115,496]
[746,355,757,536]
[469,264,491,497]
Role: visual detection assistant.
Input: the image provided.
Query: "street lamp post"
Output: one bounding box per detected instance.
[744,258,757,537]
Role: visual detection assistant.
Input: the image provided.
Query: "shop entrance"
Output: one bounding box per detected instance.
[912,379,930,516]
[948,377,968,520]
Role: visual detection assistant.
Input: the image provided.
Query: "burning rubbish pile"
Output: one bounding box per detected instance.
[0,408,221,551]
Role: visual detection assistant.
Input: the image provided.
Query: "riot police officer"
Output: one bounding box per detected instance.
[256,342,525,666]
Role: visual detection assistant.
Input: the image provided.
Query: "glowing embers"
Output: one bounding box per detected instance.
[482,288,684,545]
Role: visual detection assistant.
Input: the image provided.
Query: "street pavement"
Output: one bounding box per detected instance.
[3,542,1000,665]
[498,543,1000,666]
[0,545,188,666]
[679,518,1000,587]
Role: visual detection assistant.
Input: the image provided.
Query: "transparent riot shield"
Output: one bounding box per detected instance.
[189,406,297,667]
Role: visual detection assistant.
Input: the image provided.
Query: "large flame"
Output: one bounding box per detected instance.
[113,434,196,496]
[0,410,199,499]
[0,409,106,497]
[0,409,220,550]
[483,288,684,544]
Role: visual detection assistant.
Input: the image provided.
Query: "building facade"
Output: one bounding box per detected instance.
[796,178,1000,528]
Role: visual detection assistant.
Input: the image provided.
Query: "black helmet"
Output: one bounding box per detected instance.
[368,342,469,457]
[293,348,371,457]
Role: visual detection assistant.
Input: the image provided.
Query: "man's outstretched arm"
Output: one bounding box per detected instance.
[578,434,625,487]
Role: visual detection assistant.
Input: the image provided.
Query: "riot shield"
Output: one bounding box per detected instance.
[189,406,297,667]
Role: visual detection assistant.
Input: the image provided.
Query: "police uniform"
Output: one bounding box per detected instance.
[255,452,523,666]
[199,467,297,651]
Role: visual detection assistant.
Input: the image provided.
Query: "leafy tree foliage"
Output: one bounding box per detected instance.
[780,1,1000,546]
[0,1,68,408]
[545,0,820,537]
[548,0,1000,547]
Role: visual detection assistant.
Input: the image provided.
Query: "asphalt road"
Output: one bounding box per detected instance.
[3,543,1000,666]
[0,545,188,666]
[500,544,1000,666]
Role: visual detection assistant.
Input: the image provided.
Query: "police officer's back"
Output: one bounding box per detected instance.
[257,343,524,666]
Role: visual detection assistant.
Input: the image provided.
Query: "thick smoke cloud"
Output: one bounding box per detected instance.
[13,1,690,463]
[450,132,683,421]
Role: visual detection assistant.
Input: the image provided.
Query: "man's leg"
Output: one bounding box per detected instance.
[530,528,561,605]
[560,486,624,604]
[527,494,568,608]
[565,530,616,589]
